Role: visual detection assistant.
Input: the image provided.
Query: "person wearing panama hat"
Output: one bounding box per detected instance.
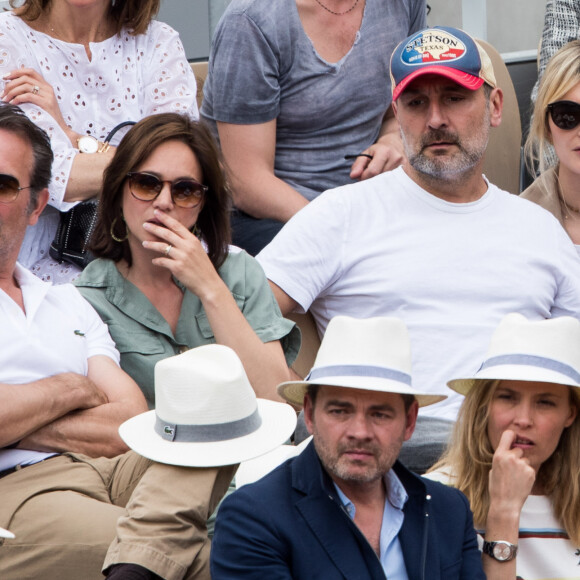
[257,23,580,478]
[211,316,486,580]
[427,313,580,580]
[1,344,296,580]
[103,343,297,580]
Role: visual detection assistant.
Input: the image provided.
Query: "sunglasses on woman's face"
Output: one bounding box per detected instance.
[547,100,580,131]
[127,172,207,208]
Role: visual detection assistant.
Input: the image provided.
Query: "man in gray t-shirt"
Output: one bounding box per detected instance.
[201,0,426,254]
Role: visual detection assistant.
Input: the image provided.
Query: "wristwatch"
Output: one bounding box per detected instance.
[77,121,136,154]
[482,540,518,562]
[77,135,100,154]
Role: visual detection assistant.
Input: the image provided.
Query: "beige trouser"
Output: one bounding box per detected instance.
[0,452,236,580]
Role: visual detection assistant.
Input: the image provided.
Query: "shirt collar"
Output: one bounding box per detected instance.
[333,468,409,517]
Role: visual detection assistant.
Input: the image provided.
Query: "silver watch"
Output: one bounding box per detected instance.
[482,540,518,562]
[77,135,99,154]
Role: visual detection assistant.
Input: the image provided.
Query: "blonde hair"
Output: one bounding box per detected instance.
[431,380,580,545]
[525,40,580,175]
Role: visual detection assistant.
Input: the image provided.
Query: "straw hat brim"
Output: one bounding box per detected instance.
[278,376,447,408]
[119,400,297,467]
[448,364,580,396]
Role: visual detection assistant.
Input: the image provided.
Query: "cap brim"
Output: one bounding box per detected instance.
[278,376,447,408]
[393,66,484,100]
[448,364,580,396]
[119,400,297,467]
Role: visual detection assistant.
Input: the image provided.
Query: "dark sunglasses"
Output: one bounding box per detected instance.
[547,100,580,131]
[0,173,31,204]
[127,172,207,208]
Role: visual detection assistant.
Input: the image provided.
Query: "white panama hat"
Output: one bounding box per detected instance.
[277,316,447,407]
[448,313,580,396]
[120,344,297,467]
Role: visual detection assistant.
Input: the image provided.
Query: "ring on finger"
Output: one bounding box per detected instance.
[31,85,40,96]
[164,244,172,257]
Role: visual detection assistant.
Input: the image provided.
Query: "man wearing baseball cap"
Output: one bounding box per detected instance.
[211,316,485,579]
[256,26,580,472]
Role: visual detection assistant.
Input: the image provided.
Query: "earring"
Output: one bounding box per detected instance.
[111,216,128,242]
[192,223,201,239]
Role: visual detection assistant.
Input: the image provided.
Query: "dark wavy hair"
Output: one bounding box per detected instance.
[11,0,160,35]
[90,113,231,269]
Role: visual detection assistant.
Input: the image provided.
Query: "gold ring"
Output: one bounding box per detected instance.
[31,85,40,95]
[164,244,172,257]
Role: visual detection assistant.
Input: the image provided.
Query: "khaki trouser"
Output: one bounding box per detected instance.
[0,452,236,580]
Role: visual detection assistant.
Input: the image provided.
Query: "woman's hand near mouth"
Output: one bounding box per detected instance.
[488,429,536,520]
[143,209,222,300]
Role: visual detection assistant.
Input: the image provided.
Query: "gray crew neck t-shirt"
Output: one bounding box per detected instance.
[201,0,426,200]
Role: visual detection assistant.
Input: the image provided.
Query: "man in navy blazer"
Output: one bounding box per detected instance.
[211,316,485,579]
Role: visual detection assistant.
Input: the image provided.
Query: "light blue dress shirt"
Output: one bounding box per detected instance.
[334,469,409,580]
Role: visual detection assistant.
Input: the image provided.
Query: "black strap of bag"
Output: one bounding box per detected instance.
[49,121,136,269]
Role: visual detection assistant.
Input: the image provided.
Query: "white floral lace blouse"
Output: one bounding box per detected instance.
[0,11,198,282]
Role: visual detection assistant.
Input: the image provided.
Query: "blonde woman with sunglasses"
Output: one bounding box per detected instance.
[522,40,580,252]
[75,113,299,408]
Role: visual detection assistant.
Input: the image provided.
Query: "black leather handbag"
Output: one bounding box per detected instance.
[49,121,136,268]
[49,198,99,268]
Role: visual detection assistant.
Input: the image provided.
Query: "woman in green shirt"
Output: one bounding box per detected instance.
[76,113,299,408]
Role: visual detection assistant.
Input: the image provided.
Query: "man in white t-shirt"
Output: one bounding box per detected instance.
[0,105,236,580]
[257,26,580,473]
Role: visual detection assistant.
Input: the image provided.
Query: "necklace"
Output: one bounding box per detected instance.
[313,0,360,15]
[49,24,105,43]
[561,196,580,219]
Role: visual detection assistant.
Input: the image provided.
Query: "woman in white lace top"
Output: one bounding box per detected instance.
[0,0,198,283]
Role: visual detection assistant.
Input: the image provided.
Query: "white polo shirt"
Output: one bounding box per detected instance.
[0,264,119,471]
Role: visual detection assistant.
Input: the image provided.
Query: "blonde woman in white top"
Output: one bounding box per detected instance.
[427,313,580,580]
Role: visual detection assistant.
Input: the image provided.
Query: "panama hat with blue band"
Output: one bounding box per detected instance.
[448,313,580,396]
[277,315,448,408]
[119,344,297,467]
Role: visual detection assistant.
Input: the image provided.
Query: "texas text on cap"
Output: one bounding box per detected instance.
[390,26,496,101]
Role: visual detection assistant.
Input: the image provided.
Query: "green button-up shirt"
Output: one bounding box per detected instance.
[75,252,300,408]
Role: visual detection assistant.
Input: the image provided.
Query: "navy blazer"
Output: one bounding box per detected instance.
[211,442,485,579]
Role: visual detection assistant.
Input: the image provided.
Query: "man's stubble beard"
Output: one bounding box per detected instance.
[401,105,491,182]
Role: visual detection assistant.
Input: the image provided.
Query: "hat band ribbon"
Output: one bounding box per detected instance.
[481,354,580,383]
[307,364,411,385]
[155,407,262,443]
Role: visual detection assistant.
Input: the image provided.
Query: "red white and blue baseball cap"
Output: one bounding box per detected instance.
[390,26,497,101]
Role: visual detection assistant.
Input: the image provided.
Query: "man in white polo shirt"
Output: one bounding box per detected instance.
[257,26,580,473]
[0,104,242,580]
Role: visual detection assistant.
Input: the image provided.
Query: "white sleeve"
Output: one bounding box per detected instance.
[0,17,76,210]
[69,287,121,364]
[257,190,349,312]
[551,221,580,319]
[27,108,77,211]
[142,22,199,119]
